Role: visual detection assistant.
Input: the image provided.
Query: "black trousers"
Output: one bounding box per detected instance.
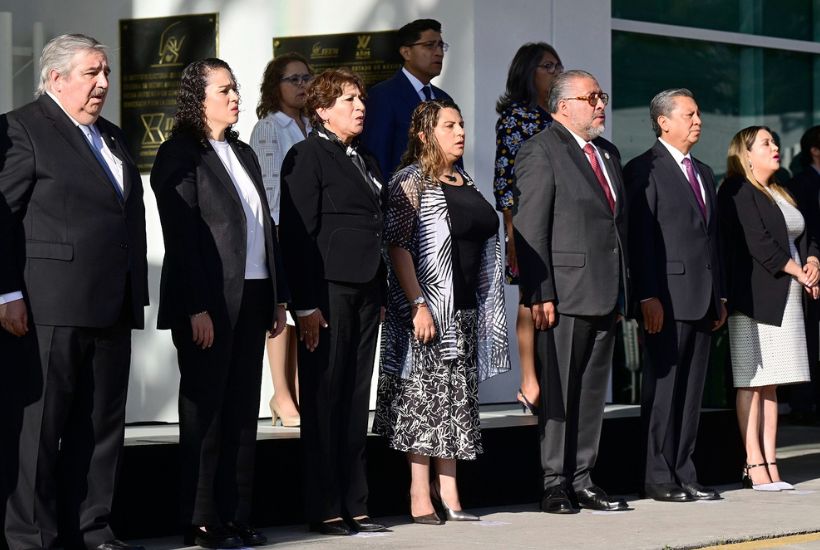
[538,310,616,491]
[298,279,381,523]
[641,315,713,486]
[4,314,132,550]
[173,280,272,526]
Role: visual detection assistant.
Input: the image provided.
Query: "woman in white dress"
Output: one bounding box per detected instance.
[250,53,313,427]
[718,126,820,491]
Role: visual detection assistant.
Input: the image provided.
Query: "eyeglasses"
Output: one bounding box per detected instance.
[406,40,449,52]
[280,74,314,86]
[536,62,564,75]
[562,92,610,107]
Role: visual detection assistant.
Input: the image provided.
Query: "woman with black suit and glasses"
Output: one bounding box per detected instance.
[374,99,510,525]
[718,126,819,492]
[279,69,387,536]
[151,58,288,549]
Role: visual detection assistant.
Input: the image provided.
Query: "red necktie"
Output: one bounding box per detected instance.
[583,143,615,213]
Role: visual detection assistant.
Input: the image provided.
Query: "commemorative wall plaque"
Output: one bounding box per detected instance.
[273,30,402,88]
[120,14,218,172]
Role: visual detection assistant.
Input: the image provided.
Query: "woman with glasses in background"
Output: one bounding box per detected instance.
[493,43,563,415]
[250,53,313,428]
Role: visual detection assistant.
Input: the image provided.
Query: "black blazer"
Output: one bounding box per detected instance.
[151,132,288,329]
[718,175,819,326]
[625,141,725,321]
[513,121,629,316]
[0,95,147,328]
[279,134,387,310]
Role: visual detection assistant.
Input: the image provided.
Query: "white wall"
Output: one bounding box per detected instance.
[3,0,613,422]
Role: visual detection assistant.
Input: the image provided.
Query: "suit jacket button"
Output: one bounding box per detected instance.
[376,231,381,237]
[373,214,378,220]
[612,248,617,254]
[706,263,711,270]
[120,242,128,249]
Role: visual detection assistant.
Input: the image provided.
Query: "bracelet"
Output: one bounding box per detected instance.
[411,302,428,309]
[190,311,208,319]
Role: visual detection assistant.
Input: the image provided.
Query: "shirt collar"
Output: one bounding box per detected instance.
[658,137,692,165]
[273,110,311,130]
[402,67,429,95]
[565,125,596,151]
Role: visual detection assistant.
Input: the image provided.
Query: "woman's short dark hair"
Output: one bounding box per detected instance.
[172,57,239,143]
[305,68,365,128]
[256,52,312,119]
[496,42,562,114]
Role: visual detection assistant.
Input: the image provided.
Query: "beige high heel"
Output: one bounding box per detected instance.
[270,398,300,428]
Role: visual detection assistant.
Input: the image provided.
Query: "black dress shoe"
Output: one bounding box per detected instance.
[644,482,694,502]
[346,516,387,532]
[226,521,268,546]
[96,540,145,550]
[540,486,578,514]
[183,525,243,548]
[309,519,352,536]
[680,481,720,500]
[575,485,629,511]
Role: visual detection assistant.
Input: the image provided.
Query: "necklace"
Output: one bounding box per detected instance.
[440,169,457,183]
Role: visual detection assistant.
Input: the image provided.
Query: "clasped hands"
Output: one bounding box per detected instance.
[799,260,820,300]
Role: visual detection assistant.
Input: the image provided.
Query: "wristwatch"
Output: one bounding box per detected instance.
[412,295,427,307]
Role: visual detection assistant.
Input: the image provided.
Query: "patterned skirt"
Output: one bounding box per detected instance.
[373,309,482,460]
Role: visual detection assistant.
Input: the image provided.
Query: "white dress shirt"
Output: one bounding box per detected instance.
[208,139,269,280]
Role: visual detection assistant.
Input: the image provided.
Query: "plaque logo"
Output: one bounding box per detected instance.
[310,42,339,59]
[152,21,186,67]
[355,34,372,60]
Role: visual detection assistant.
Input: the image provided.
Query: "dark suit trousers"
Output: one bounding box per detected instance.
[642,315,712,485]
[298,278,381,523]
[173,280,272,526]
[538,311,617,491]
[5,315,132,550]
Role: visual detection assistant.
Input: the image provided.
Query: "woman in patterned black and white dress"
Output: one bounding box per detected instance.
[374,100,510,524]
[718,126,820,491]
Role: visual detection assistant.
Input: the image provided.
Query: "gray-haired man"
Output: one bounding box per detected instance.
[0,34,147,550]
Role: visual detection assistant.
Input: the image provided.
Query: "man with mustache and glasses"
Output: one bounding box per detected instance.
[513,70,630,514]
[625,89,726,503]
[0,34,147,550]
[361,18,453,180]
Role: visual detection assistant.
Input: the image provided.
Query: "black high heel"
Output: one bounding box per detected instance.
[430,481,480,521]
[407,492,442,525]
[517,388,539,415]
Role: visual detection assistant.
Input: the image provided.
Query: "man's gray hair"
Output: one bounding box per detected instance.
[547,69,597,114]
[649,88,694,137]
[36,33,107,98]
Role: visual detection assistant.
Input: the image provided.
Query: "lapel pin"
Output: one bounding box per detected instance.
[603,152,610,160]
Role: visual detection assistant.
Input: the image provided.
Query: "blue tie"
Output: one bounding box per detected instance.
[80,125,124,201]
[422,85,433,101]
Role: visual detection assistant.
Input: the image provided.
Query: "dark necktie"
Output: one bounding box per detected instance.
[80,125,124,201]
[682,157,706,219]
[422,85,433,101]
[583,143,615,213]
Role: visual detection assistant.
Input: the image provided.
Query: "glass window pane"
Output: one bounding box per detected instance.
[613,0,818,42]
[612,31,820,180]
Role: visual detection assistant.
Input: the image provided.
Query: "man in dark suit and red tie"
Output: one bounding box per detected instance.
[0,34,147,550]
[513,70,630,514]
[624,89,727,503]
[361,18,453,180]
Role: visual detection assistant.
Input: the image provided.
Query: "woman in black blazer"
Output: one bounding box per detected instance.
[279,69,387,535]
[718,126,819,492]
[151,58,288,548]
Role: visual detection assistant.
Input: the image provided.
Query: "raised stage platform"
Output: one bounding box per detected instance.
[112,404,743,540]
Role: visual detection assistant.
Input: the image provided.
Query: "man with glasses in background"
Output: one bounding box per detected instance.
[361,18,454,180]
[513,70,630,515]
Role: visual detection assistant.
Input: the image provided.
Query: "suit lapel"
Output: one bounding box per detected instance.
[397,71,423,111]
[97,123,132,200]
[552,123,613,214]
[316,137,382,209]
[696,158,717,227]
[39,96,124,204]
[201,144,242,208]
[653,141,708,230]
[596,139,625,216]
